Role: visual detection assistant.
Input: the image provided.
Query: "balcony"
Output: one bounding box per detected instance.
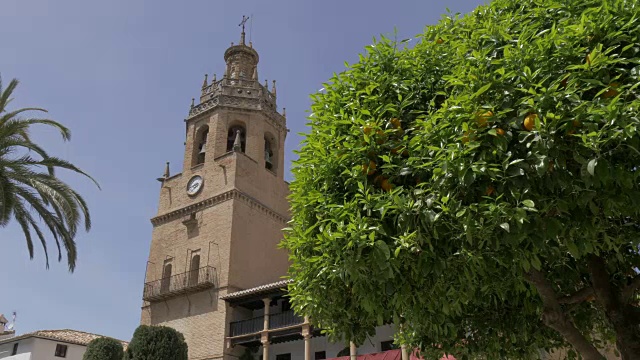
[229,316,262,337]
[270,310,304,329]
[143,266,216,302]
[229,310,304,338]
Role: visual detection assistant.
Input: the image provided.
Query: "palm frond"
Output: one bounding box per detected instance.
[0,74,98,272]
[0,78,19,113]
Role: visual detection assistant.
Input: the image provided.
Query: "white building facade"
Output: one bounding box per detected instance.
[0,330,127,360]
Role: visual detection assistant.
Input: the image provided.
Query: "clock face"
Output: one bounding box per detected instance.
[186,175,204,196]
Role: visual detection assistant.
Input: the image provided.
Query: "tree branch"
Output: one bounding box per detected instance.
[524,269,605,360]
[621,274,640,303]
[558,286,594,304]
[588,255,640,360]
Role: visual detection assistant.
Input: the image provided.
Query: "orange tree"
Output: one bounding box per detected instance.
[282,0,640,359]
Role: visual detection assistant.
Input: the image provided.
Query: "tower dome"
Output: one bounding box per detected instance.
[223,18,259,80]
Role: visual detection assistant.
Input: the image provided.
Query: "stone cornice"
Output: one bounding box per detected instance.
[187,89,286,133]
[150,189,289,227]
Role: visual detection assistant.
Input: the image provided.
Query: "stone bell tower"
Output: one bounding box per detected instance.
[140,21,290,360]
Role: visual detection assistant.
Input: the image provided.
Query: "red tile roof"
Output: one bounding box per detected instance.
[0,329,128,349]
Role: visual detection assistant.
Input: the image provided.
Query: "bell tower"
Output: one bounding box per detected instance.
[140,22,290,360]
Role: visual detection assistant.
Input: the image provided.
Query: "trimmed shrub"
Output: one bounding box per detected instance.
[83,337,123,360]
[125,325,188,360]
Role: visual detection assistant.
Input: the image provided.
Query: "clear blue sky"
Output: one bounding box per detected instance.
[0,0,484,342]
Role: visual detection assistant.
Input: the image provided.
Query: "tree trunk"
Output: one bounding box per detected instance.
[525,270,606,360]
[588,255,640,360]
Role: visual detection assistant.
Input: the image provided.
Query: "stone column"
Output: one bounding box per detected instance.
[401,345,409,360]
[302,317,312,360]
[262,298,271,360]
[263,298,271,330]
[349,341,357,360]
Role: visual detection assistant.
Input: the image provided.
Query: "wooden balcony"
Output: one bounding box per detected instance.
[229,310,304,338]
[143,266,216,302]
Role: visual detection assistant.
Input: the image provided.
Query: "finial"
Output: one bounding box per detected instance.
[202,74,208,89]
[231,42,234,46]
[252,66,258,80]
[239,15,249,45]
[233,129,243,152]
[271,80,277,96]
[264,79,268,88]
[249,41,253,48]
[282,107,286,117]
[213,73,217,82]
[191,98,195,108]
[157,162,170,182]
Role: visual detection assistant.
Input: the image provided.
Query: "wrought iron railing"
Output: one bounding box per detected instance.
[229,316,263,337]
[270,310,304,329]
[143,266,216,302]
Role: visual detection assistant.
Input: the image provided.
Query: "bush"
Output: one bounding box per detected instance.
[125,325,188,360]
[83,337,123,360]
[283,0,640,358]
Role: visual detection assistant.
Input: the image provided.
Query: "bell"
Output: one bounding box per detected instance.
[199,145,206,154]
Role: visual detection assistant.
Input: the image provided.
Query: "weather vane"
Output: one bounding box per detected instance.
[239,15,250,33]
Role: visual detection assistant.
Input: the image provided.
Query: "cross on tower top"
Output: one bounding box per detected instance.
[238,15,250,45]
[239,15,249,33]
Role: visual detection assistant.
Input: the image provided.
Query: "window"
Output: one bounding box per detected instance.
[315,351,326,360]
[11,343,18,355]
[276,354,291,360]
[227,126,246,152]
[55,344,68,357]
[189,254,201,286]
[194,126,209,166]
[264,137,274,170]
[160,263,172,294]
[380,340,398,352]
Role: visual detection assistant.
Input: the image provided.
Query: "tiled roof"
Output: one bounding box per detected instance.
[0,329,128,349]
[0,314,8,324]
[220,279,293,301]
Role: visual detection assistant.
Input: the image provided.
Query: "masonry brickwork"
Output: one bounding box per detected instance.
[140,30,290,360]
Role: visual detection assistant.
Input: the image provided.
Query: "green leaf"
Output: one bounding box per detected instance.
[587,159,598,176]
[500,223,510,232]
[522,200,535,208]
[471,83,492,99]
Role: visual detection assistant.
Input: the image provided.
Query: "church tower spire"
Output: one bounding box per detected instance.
[141,19,290,360]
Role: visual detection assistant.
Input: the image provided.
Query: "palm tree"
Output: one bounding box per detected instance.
[0,75,99,272]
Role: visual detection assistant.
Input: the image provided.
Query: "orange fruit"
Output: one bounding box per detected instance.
[548,160,555,172]
[373,175,385,186]
[602,82,620,98]
[376,130,386,144]
[560,76,568,88]
[381,179,393,192]
[486,185,495,196]
[402,149,409,158]
[496,128,505,136]
[368,160,376,174]
[391,147,400,155]
[572,120,581,128]
[390,118,402,129]
[475,111,493,128]
[362,161,377,175]
[363,126,373,136]
[436,38,444,44]
[523,114,537,131]
[462,131,472,143]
